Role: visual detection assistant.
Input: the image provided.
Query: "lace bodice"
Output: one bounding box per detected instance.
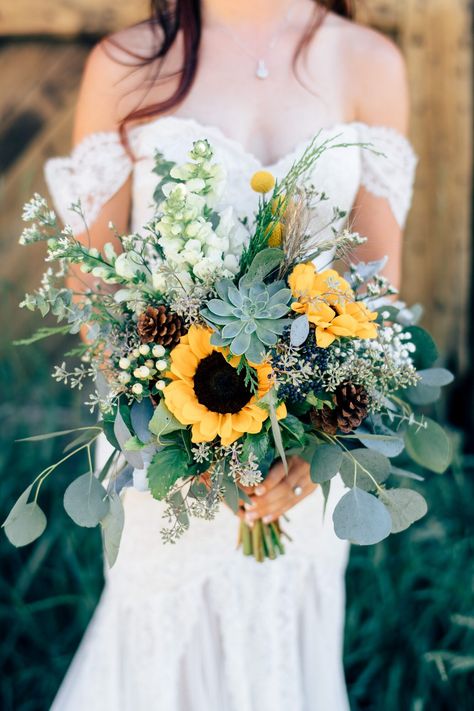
[45,116,417,239]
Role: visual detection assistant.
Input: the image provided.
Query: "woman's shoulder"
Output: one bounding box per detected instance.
[73,22,166,139]
[326,12,409,130]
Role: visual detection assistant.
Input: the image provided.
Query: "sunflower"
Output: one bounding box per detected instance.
[163,325,286,445]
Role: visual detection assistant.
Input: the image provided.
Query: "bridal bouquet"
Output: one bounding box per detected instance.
[4,135,453,563]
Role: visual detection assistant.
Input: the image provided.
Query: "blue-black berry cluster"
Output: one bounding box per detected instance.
[272,329,330,405]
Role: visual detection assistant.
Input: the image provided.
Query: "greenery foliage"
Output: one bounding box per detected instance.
[0,337,472,709]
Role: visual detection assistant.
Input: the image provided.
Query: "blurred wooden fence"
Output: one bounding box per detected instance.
[0,0,472,374]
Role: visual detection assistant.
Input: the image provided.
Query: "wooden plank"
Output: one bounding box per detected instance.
[0,0,401,37]
[398,0,472,372]
[0,0,148,36]
[0,43,87,173]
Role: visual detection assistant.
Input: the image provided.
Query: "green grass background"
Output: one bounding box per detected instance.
[1,318,473,710]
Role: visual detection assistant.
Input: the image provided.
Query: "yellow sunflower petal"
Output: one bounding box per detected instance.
[187,325,214,360]
[169,346,199,381]
[276,403,287,420]
[199,410,221,439]
[231,410,254,433]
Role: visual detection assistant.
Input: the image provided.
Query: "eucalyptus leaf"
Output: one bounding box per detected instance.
[320,479,331,516]
[340,448,390,491]
[130,399,154,443]
[148,401,186,443]
[379,488,428,533]
[3,485,47,547]
[290,315,310,347]
[418,368,454,387]
[114,409,144,469]
[63,473,109,528]
[310,444,343,484]
[101,491,124,567]
[405,416,452,474]
[390,465,425,482]
[332,487,392,545]
[354,428,405,458]
[405,382,442,406]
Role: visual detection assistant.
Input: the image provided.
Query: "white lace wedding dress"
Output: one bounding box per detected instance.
[45,117,416,711]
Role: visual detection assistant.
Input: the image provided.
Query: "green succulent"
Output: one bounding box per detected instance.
[201,278,292,363]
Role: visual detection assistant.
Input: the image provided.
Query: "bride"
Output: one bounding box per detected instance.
[45,1,416,709]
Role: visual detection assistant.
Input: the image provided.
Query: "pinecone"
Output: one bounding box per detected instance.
[137,305,186,348]
[311,382,369,435]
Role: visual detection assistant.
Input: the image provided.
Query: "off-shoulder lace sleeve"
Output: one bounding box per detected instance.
[44,131,133,234]
[355,123,418,228]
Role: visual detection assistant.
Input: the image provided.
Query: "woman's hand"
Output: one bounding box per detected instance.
[241,456,317,525]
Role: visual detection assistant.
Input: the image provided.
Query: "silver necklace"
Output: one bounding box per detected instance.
[217,1,298,80]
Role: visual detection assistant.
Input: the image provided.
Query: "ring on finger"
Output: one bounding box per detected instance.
[293,484,303,497]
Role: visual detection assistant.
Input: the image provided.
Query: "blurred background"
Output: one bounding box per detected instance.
[0,1,473,709]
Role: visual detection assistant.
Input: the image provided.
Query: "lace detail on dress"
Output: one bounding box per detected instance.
[355,123,418,228]
[44,132,133,233]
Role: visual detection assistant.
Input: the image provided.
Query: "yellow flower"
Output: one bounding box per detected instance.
[336,301,378,340]
[163,325,286,446]
[288,262,378,347]
[266,221,283,247]
[250,170,276,194]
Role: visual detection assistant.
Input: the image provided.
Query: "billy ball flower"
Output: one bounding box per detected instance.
[250,170,276,194]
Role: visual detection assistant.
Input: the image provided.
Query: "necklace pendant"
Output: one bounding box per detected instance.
[256,59,269,80]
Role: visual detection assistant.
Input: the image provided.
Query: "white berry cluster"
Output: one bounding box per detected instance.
[116,343,169,399]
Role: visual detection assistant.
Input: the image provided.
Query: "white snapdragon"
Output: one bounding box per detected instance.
[114,251,144,280]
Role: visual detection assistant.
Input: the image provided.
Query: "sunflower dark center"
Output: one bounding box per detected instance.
[193,352,253,414]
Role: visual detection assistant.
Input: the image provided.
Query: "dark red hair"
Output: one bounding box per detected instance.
[117,0,354,139]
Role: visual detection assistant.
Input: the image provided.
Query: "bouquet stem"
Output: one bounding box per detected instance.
[239,518,286,562]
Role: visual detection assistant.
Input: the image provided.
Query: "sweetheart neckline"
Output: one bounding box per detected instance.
[127,115,413,171]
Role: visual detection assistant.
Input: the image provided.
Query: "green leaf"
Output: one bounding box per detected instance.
[130,399,154,443]
[280,414,306,446]
[124,435,146,451]
[310,444,343,484]
[114,409,144,469]
[405,326,438,369]
[17,427,94,443]
[63,473,109,528]
[290,314,309,346]
[332,487,392,545]
[340,448,391,491]
[405,416,452,473]
[389,465,425,482]
[405,382,441,406]
[379,488,428,533]
[320,479,331,515]
[168,490,190,528]
[354,429,405,458]
[13,324,71,346]
[148,401,186,443]
[241,431,271,464]
[147,446,189,500]
[240,248,284,285]
[3,485,47,547]
[100,491,124,567]
[222,476,240,513]
[265,394,288,474]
